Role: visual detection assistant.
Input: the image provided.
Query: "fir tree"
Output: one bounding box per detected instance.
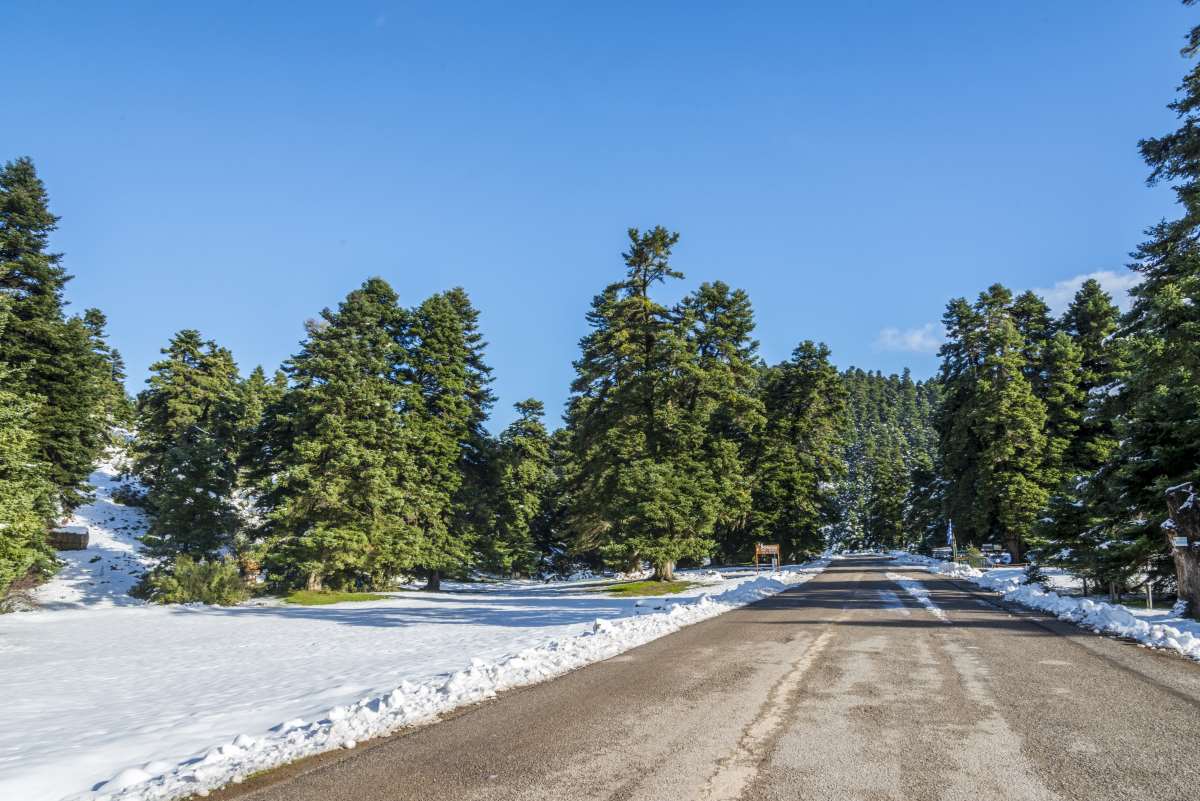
[258,279,414,591]
[566,227,722,580]
[677,281,765,562]
[1105,3,1200,612]
[133,330,242,558]
[0,158,107,509]
[748,342,849,560]
[400,290,486,590]
[486,399,554,576]
[0,301,57,597]
[937,285,1048,559]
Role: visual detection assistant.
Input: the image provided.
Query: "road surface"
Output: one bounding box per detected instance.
[215,556,1200,801]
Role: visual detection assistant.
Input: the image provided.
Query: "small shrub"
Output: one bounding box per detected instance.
[135,556,248,605]
[1023,561,1051,590]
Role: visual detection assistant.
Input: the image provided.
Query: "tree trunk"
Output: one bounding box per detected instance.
[305,571,323,592]
[424,571,441,592]
[1005,534,1023,563]
[653,560,675,582]
[1166,483,1200,618]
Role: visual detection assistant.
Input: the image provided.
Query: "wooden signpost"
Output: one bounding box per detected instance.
[754,543,781,574]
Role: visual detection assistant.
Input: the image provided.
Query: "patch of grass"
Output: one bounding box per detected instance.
[599,579,700,598]
[284,590,390,606]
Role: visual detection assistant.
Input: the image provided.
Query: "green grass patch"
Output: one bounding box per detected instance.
[284,590,390,606]
[599,579,700,598]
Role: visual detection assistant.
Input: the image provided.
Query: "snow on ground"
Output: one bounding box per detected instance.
[0,560,827,801]
[32,447,153,609]
[884,571,948,623]
[890,552,1200,662]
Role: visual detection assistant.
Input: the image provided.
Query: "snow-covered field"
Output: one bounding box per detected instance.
[2,467,828,801]
[891,552,1200,662]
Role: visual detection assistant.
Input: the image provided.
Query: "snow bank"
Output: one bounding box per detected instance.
[891,553,1200,662]
[33,561,825,801]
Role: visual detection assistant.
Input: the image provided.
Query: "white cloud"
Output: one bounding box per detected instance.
[875,322,944,353]
[1033,270,1140,314]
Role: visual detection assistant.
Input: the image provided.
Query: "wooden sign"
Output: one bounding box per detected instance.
[754,543,781,573]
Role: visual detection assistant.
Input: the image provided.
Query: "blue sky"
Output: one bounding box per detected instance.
[3,2,1192,429]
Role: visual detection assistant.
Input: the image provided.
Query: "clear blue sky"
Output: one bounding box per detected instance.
[3,2,1192,429]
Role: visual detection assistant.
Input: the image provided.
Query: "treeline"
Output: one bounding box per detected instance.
[129,227,852,597]
[912,4,1200,611]
[0,162,942,603]
[0,153,857,603]
[0,158,129,598]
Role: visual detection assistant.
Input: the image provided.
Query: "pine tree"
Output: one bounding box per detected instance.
[566,227,723,580]
[258,279,414,591]
[1044,281,1122,585]
[0,158,107,509]
[82,308,133,428]
[442,287,498,577]
[862,423,910,550]
[748,342,849,560]
[677,281,765,562]
[0,301,57,597]
[400,290,487,590]
[937,285,1048,559]
[1105,3,1200,612]
[486,399,554,576]
[133,330,242,558]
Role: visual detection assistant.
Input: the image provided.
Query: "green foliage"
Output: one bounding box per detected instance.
[135,556,248,605]
[483,399,555,575]
[834,368,939,551]
[746,342,849,561]
[1093,12,1200,607]
[600,579,699,597]
[566,228,760,579]
[257,278,415,591]
[133,330,243,559]
[0,158,110,510]
[0,360,57,596]
[402,289,493,586]
[937,285,1049,559]
[284,590,389,605]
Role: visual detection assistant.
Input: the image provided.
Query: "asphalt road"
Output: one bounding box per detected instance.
[215,557,1200,801]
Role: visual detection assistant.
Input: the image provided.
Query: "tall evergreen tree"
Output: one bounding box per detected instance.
[0,301,57,597]
[678,281,765,561]
[566,227,724,580]
[937,285,1048,559]
[399,289,490,589]
[1104,3,1200,611]
[748,342,849,560]
[0,158,107,509]
[257,279,414,591]
[485,399,554,576]
[133,330,242,558]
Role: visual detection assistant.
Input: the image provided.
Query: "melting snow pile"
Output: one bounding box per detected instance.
[891,552,1200,662]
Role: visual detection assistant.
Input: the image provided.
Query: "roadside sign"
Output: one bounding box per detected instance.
[1173,536,1190,549]
[754,543,781,574]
